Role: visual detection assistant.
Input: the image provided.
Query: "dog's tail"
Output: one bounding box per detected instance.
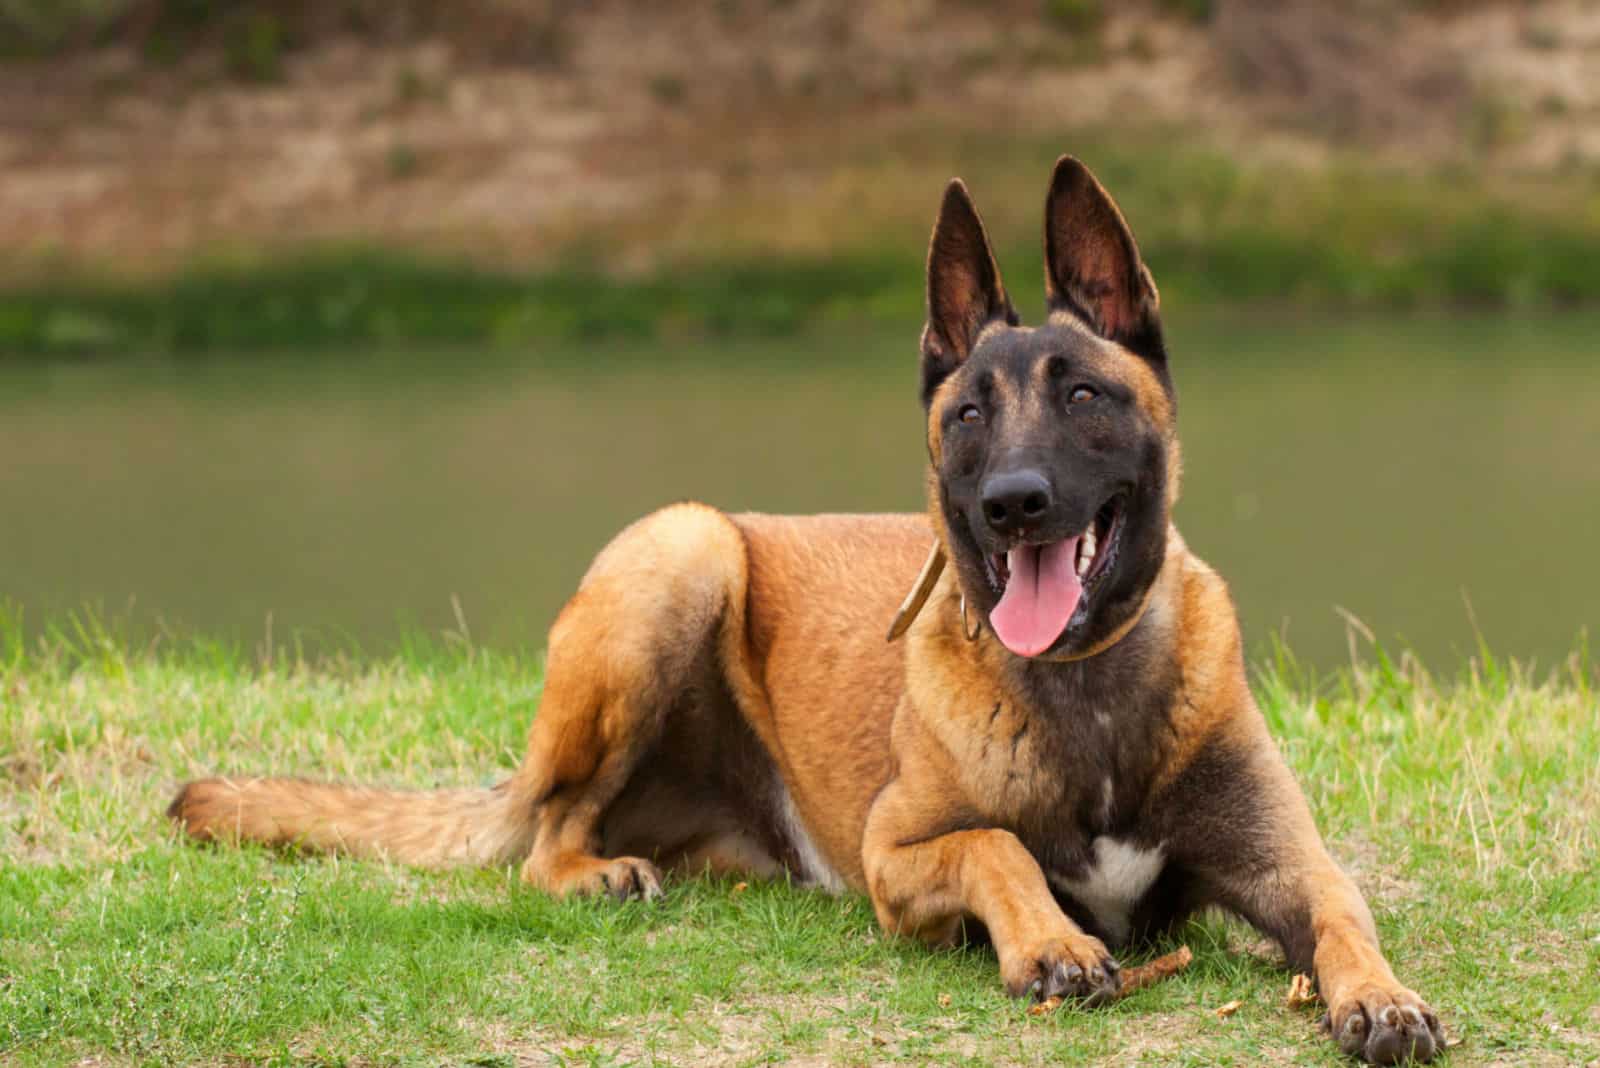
[167,774,537,869]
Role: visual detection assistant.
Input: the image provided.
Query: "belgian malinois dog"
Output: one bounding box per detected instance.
[171,157,1442,1063]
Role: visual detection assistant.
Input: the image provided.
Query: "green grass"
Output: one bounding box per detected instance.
[0,251,917,359]
[7,138,1600,358]
[1,621,1597,1066]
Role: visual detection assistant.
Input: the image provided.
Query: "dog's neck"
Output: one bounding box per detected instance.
[901,546,1186,844]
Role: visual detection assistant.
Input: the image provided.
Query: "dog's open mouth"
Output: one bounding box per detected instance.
[984,495,1124,658]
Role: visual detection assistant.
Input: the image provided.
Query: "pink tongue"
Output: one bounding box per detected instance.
[989,538,1082,657]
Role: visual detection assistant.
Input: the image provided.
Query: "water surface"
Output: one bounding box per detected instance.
[2,310,1595,670]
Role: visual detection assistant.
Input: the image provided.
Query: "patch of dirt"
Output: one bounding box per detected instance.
[471,989,1319,1067]
[1327,831,1426,905]
[0,1,1595,275]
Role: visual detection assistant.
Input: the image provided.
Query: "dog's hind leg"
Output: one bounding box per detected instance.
[509,503,751,900]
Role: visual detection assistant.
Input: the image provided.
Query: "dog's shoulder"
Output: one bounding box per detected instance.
[1151,528,1292,814]
[1164,527,1251,729]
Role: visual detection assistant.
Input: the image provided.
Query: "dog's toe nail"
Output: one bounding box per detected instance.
[1041,961,1069,999]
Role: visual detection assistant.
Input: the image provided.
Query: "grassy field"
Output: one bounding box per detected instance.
[1,624,1597,1067]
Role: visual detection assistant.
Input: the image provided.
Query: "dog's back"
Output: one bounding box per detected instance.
[170,506,932,887]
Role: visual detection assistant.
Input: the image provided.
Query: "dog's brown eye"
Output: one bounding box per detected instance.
[1069,385,1098,404]
[959,404,983,425]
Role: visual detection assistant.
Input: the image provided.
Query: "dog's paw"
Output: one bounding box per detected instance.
[1324,983,1443,1064]
[594,856,664,902]
[531,854,665,902]
[1001,932,1122,1007]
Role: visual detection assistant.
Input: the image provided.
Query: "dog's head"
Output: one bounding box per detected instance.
[921,157,1179,661]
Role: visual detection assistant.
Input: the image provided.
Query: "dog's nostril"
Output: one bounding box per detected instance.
[985,501,1009,524]
[1022,492,1048,517]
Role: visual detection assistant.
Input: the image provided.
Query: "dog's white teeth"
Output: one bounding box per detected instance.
[1077,531,1097,578]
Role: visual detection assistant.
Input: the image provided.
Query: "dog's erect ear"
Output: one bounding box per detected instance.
[921,180,1015,407]
[1043,156,1165,369]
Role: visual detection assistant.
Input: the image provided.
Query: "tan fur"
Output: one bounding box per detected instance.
[168,777,534,867]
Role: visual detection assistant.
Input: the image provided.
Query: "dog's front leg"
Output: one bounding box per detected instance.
[1236,846,1443,1064]
[861,775,1121,1004]
[1179,738,1445,1064]
[1300,858,1444,1064]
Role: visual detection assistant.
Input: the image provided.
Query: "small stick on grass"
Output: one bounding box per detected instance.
[1029,945,1194,1014]
[1120,944,1194,995]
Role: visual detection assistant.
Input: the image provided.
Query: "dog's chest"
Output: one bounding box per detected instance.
[1045,836,1166,944]
[975,657,1178,942]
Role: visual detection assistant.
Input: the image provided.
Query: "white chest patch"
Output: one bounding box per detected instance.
[1047,837,1165,944]
[774,783,846,893]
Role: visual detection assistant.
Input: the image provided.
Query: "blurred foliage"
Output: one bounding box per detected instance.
[0,0,117,57]
[1041,0,1103,32]
[0,0,301,71]
[1156,0,1213,22]
[0,220,1593,357]
[4,143,1599,357]
[0,253,918,356]
[0,0,575,67]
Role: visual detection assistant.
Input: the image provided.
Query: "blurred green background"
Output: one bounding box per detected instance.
[1,0,1597,667]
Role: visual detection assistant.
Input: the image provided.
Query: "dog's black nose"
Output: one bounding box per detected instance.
[980,469,1054,535]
